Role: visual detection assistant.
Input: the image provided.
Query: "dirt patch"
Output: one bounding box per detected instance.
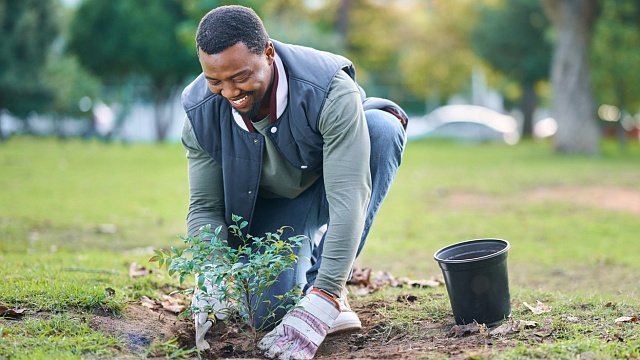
[89,299,515,359]
[439,186,640,216]
[523,186,640,215]
[90,305,192,354]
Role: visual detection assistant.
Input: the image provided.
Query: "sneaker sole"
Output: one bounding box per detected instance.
[327,318,362,335]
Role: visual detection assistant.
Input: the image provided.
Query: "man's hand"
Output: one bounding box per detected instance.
[258,289,340,360]
[193,274,230,351]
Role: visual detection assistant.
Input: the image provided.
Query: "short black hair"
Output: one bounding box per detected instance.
[196,5,269,55]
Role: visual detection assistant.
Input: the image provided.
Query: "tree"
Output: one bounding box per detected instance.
[541,0,600,154]
[472,0,551,137]
[591,1,640,114]
[68,0,198,141]
[43,55,101,138]
[394,0,482,108]
[0,0,58,138]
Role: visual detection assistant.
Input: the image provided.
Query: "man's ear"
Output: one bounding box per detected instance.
[265,41,275,65]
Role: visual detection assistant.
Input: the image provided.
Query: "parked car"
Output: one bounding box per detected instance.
[408,105,520,145]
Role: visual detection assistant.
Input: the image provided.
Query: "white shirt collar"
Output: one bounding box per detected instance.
[232,52,288,131]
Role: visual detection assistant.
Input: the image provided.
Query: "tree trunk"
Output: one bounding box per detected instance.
[335,0,352,38]
[153,88,176,142]
[520,83,537,138]
[541,0,600,154]
[0,111,5,141]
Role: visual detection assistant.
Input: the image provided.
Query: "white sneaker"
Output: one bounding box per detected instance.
[193,274,231,351]
[327,287,362,335]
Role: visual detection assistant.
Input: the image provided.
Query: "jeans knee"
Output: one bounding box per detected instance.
[365,109,406,162]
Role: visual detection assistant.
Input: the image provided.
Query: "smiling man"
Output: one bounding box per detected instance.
[181,5,407,360]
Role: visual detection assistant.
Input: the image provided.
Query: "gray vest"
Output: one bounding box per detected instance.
[182,40,408,232]
[182,40,355,230]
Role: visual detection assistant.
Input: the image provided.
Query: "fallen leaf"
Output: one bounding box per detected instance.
[403,278,443,288]
[129,262,151,278]
[140,296,161,310]
[160,302,185,314]
[348,267,372,287]
[521,320,539,329]
[614,316,638,324]
[523,300,551,314]
[372,271,402,288]
[0,305,26,319]
[351,286,377,296]
[160,293,188,314]
[447,323,482,337]
[397,294,418,303]
[490,319,538,337]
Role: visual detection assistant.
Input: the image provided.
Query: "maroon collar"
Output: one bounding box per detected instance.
[241,62,279,132]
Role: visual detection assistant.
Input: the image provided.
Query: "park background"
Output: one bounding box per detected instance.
[1,0,640,359]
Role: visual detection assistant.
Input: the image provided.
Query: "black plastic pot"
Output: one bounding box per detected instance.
[434,239,511,327]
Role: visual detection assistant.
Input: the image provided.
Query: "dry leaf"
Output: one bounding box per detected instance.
[372,271,402,288]
[523,300,551,314]
[490,319,538,337]
[447,322,482,337]
[160,302,185,314]
[348,267,372,287]
[402,278,443,288]
[0,305,26,319]
[140,296,161,310]
[160,294,188,314]
[397,294,418,303]
[614,316,638,324]
[129,262,151,278]
[351,286,377,296]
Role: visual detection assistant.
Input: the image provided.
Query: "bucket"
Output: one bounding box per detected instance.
[434,239,511,327]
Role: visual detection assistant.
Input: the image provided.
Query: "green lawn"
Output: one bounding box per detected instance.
[1,136,639,359]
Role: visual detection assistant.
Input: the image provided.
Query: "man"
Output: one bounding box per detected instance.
[181,5,407,360]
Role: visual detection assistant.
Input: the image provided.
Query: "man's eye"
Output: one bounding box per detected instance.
[209,80,221,87]
[234,77,249,83]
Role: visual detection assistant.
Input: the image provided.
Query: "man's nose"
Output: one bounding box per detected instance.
[221,83,241,99]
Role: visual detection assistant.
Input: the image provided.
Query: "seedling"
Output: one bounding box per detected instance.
[151,215,305,342]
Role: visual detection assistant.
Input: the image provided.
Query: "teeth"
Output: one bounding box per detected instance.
[232,96,247,105]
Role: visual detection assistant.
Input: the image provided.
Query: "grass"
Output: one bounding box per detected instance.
[1,136,639,358]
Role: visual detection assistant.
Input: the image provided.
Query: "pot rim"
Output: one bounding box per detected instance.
[433,238,510,264]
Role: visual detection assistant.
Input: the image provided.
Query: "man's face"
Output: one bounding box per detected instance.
[198,42,275,119]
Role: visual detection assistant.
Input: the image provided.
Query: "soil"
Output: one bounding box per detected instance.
[90,300,514,359]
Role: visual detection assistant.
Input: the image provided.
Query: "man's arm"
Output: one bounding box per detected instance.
[314,71,372,295]
[181,119,227,239]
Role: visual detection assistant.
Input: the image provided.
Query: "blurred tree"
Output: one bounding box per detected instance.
[541,0,600,154]
[591,1,640,114]
[394,0,482,109]
[68,0,198,141]
[0,0,58,139]
[43,55,101,138]
[472,0,551,137]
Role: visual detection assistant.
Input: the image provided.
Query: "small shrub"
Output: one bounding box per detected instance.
[151,215,305,342]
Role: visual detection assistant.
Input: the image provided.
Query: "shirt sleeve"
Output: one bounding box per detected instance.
[313,71,372,295]
[181,118,227,240]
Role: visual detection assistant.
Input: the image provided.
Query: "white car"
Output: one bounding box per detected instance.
[408,105,520,145]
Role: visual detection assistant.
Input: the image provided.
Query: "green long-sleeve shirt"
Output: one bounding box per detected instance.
[181,70,371,295]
